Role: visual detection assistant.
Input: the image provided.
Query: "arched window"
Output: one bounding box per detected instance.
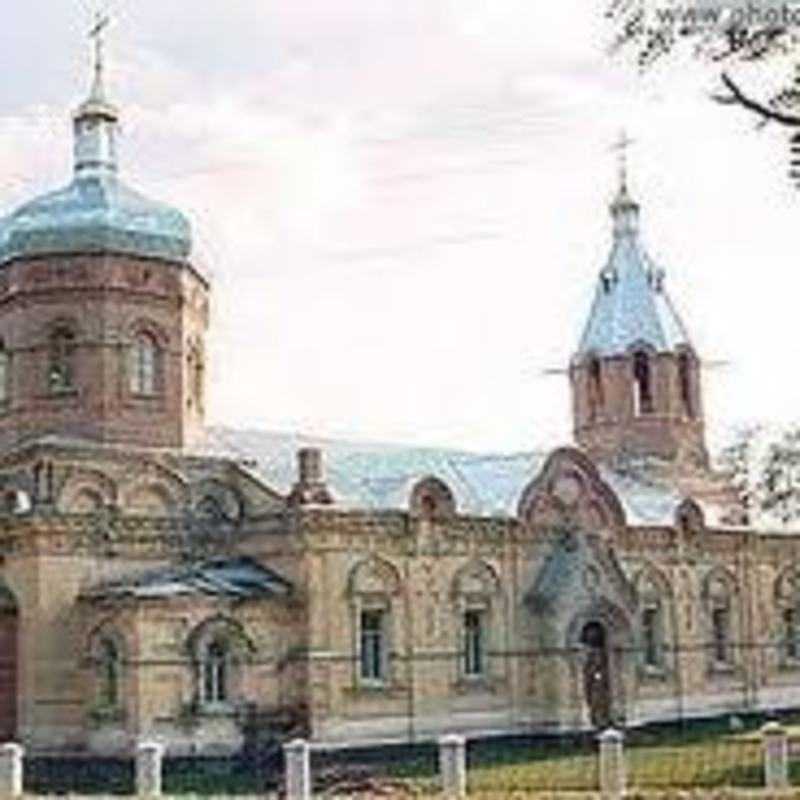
[359,609,386,682]
[451,561,501,683]
[678,352,693,418]
[202,638,229,705]
[129,332,160,396]
[774,569,800,665]
[463,609,485,677]
[704,573,735,670]
[711,605,729,663]
[784,607,800,661]
[187,343,204,412]
[48,326,76,393]
[87,630,125,718]
[188,617,254,711]
[348,557,401,688]
[0,340,9,406]
[632,350,653,415]
[409,476,456,519]
[588,357,604,421]
[642,607,659,666]
[97,637,120,707]
[639,577,664,670]
[636,569,675,678]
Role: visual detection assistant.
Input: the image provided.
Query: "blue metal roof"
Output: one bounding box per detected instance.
[576,189,691,358]
[203,427,689,525]
[0,217,9,254]
[0,173,191,266]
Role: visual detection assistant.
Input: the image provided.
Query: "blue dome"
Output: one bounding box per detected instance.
[0,173,192,265]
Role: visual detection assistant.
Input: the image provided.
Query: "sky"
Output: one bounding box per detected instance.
[0,0,797,454]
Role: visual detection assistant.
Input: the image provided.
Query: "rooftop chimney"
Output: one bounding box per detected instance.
[287,447,334,507]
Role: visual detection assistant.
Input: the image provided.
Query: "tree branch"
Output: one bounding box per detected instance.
[716,71,800,127]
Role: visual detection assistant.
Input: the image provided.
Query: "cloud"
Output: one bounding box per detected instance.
[0,0,796,452]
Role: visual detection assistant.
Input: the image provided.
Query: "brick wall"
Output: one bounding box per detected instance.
[0,252,208,449]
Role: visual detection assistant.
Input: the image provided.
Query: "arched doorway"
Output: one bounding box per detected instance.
[581,620,611,729]
[0,583,18,739]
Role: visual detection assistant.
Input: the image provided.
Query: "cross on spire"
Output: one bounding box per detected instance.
[88,9,111,100]
[74,7,119,176]
[611,129,634,194]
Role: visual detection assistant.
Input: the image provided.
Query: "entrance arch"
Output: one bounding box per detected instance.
[580,621,611,728]
[0,583,18,739]
[566,600,633,730]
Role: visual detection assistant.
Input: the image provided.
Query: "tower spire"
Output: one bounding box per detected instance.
[571,149,706,468]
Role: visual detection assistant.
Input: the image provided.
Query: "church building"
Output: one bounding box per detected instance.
[0,34,797,755]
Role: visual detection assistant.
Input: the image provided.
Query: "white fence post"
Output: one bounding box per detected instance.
[136,740,164,797]
[0,742,24,798]
[439,734,467,798]
[284,738,311,800]
[598,727,625,799]
[762,721,789,789]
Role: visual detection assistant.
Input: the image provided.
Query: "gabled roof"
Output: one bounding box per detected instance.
[81,556,292,601]
[526,527,636,614]
[576,187,691,358]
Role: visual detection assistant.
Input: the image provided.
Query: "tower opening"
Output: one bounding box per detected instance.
[678,352,693,418]
[588,358,604,422]
[0,340,8,408]
[632,350,653,415]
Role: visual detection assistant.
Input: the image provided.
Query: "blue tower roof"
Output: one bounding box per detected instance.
[0,30,191,267]
[576,184,691,359]
[0,174,191,265]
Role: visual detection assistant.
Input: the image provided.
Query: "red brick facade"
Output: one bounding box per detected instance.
[570,348,708,468]
[0,252,209,449]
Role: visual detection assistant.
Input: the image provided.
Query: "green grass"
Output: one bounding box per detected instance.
[467,745,599,793]
[162,759,266,795]
[376,718,795,794]
[626,740,763,788]
[461,737,760,792]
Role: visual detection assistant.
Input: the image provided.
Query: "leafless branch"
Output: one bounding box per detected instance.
[715,72,800,127]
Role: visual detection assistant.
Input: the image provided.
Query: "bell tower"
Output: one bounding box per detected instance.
[569,146,707,468]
